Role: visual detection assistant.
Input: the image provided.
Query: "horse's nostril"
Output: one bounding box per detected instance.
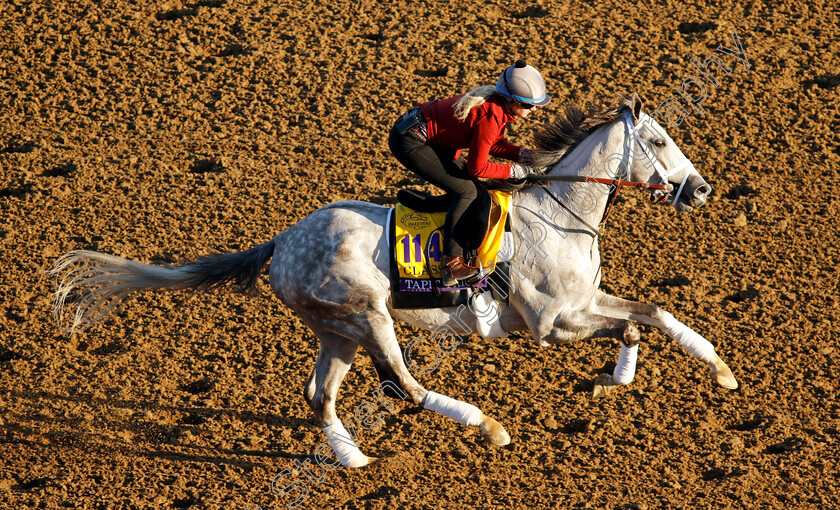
[695,184,711,197]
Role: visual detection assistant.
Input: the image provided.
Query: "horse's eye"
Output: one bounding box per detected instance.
[653,139,666,148]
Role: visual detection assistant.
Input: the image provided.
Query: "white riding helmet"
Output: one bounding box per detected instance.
[495,60,551,107]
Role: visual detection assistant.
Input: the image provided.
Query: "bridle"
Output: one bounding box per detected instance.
[623,110,692,208]
[529,109,694,235]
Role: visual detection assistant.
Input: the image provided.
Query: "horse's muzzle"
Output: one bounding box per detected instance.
[688,174,712,207]
[673,174,712,211]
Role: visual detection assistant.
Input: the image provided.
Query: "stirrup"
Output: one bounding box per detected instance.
[441,256,478,287]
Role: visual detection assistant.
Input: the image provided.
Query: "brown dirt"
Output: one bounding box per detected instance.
[1,0,839,509]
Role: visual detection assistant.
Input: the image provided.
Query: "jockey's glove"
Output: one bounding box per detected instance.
[509,164,535,179]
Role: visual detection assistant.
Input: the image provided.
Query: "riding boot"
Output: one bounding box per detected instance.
[441,255,478,287]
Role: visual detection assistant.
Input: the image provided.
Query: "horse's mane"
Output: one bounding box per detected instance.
[489,95,634,192]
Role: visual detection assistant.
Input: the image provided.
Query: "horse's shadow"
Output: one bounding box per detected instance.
[2,388,312,467]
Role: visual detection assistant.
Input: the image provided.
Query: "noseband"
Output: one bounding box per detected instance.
[626,111,692,209]
[529,109,695,235]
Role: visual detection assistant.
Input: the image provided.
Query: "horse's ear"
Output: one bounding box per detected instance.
[631,92,643,121]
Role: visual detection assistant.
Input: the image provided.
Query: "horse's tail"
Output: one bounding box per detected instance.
[50,240,276,334]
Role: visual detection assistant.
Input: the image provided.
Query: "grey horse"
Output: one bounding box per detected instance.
[51,94,737,468]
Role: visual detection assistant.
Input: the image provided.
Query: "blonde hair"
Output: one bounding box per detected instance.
[452,85,497,121]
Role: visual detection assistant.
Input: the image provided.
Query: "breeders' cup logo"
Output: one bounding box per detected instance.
[401,212,431,230]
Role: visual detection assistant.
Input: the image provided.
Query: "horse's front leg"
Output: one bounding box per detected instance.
[537,310,642,398]
[594,290,738,390]
[540,309,640,346]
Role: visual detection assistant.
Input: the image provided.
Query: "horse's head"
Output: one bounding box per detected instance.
[623,94,711,212]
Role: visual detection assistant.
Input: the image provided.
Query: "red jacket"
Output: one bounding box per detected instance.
[419,95,521,179]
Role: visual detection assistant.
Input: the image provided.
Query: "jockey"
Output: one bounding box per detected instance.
[388,60,550,286]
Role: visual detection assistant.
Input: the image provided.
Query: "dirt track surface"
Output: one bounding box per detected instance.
[2,0,839,508]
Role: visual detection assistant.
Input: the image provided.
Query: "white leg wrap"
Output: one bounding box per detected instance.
[472,291,506,339]
[322,421,368,468]
[423,391,482,427]
[613,343,638,385]
[662,312,716,363]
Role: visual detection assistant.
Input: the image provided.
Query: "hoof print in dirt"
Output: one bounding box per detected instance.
[654,274,691,287]
[189,158,225,173]
[218,44,249,57]
[173,493,201,508]
[183,376,215,394]
[514,6,550,18]
[13,476,49,491]
[764,437,806,454]
[701,466,746,481]
[414,67,449,78]
[677,21,717,34]
[804,74,840,90]
[724,184,758,199]
[154,0,225,21]
[728,414,771,432]
[91,341,127,356]
[156,8,198,21]
[42,163,77,177]
[178,413,207,425]
[0,346,22,363]
[0,184,34,198]
[1,138,36,154]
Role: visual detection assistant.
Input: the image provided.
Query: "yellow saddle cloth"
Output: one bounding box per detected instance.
[392,189,511,292]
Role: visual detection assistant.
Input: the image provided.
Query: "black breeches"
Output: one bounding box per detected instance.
[388,126,478,258]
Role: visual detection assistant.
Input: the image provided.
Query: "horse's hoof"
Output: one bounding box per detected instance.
[480,415,511,446]
[359,456,378,467]
[592,373,617,399]
[346,455,376,468]
[710,356,738,389]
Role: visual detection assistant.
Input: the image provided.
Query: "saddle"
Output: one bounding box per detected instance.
[389,187,512,310]
[395,187,507,268]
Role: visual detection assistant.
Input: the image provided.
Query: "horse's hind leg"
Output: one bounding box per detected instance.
[358,309,511,447]
[302,329,374,468]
